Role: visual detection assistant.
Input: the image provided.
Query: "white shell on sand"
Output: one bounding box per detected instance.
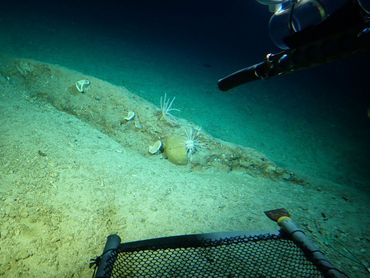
[148,140,163,154]
[75,79,91,93]
[124,111,136,121]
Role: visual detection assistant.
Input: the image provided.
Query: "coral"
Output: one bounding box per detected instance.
[159,93,180,123]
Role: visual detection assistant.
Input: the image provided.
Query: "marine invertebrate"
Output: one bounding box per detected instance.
[124,111,135,121]
[163,135,188,165]
[75,79,91,93]
[134,115,143,129]
[163,127,202,165]
[184,127,202,159]
[148,140,163,155]
[159,93,180,123]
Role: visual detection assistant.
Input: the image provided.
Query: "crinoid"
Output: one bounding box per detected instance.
[159,93,180,123]
[184,127,202,159]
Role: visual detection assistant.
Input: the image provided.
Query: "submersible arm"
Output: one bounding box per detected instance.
[218,24,370,91]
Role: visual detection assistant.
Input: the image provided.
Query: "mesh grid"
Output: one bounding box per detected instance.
[109,234,322,277]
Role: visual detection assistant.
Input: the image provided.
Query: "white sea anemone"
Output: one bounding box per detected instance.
[159,93,180,123]
[184,127,202,158]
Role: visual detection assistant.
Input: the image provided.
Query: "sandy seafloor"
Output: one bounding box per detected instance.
[0,3,370,278]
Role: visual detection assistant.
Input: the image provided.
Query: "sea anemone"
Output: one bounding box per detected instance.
[184,127,202,159]
[159,93,180,123]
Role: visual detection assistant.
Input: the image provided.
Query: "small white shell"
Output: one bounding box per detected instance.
[124,111,135,121]
[75,79,91,93]
[148,140,163,155]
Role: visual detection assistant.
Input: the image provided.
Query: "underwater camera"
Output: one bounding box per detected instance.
[218,0,370,90]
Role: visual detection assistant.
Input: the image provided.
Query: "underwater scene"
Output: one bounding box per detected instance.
[0,0,369,277]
